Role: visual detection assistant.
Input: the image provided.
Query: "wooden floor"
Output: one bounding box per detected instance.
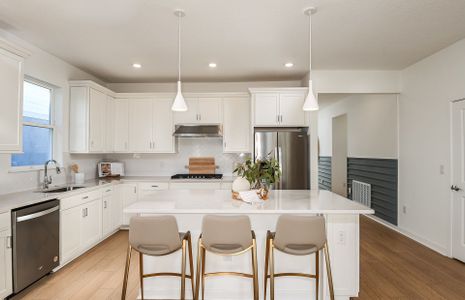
[13,216,465,300]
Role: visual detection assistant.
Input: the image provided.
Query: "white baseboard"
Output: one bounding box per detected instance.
[365,215,449,257]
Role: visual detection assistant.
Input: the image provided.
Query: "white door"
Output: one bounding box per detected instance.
[254,93,279,126]
[121,184,138,226]
[102,189,113,236]
[223,97,250,152]
[332,114,348,197]
[0,48,23,153]
[173,98,198,124]
[0,229,12,298]
[80,199,102,249]
[60,206,81,263]
[111,186,123,230]
[104,96,114,152]
[279,93,306,126]
[114,99,129,152]
[89,88,106,152]
[153,99,175,152]
[129,99,153,152]
[198,98,222,124]
[451,100,465,262]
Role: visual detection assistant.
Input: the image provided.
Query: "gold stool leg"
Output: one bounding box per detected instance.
[181,239,187,300]
[187,234,195,299]
[315,250,320,300]
[195,239,202,300]
[201,247,206,300]
[252,239,259,300]
[269,239,275,300]
[139,252,144,300]
[121,244,132,300]
[264,233,270,300]
[323,243,335,300]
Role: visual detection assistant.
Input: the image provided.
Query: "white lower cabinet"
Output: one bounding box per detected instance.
[120,183,138,226]
[138,182,169,201]
[170,182,222,190]
[80,198,102,250]
[0,213,12,299]
[111,186,123,231]
[102,187,113,237]
[60,205,82,264]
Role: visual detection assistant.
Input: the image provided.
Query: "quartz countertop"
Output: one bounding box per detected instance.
[124,189,375,215]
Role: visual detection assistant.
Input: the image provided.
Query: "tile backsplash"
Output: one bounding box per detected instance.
[105,138,250,176]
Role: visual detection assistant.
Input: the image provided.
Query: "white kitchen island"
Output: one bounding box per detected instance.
[124,189,374,300]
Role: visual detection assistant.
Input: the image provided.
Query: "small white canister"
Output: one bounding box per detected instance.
[75,173,85,185]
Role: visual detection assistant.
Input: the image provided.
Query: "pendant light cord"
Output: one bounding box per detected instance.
[308,12,312,81]
[178,13,181,82]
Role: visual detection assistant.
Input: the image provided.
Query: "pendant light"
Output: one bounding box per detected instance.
[171,9,187,111]
[302,7,319,111]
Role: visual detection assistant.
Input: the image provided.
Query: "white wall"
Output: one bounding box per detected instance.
[105,139,243,176]
[318,94,398,159]
[399,38,465,255]
[0,30,105,194]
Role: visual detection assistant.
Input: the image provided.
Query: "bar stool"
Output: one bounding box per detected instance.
[195,215,259,300]
[264,215,335,300]
[121,215,195,300]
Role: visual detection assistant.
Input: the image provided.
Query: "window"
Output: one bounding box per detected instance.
[11,80,54,168]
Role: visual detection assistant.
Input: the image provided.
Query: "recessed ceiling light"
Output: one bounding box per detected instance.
[284,62,294,68]
[132,63,142,68]
[209,63,217,68]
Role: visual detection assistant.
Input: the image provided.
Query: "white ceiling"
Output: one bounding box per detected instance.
[1,0,465,83]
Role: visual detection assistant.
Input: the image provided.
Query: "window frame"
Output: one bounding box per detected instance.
[9,77,55,172]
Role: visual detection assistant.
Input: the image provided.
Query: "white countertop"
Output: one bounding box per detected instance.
[124,189,374,215]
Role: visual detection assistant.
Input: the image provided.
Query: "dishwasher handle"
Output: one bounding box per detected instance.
[16,206,59,223]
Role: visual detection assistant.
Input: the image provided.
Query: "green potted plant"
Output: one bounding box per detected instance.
[233,157,281,199]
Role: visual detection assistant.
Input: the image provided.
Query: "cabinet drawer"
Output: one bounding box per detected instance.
[0,212,10,232]
[169,182,221,190]
[138,182,169,191]
[60,189,102,211]
[101,186,114,194]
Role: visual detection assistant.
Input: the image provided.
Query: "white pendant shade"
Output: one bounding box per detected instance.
[172,81,187,111]
[303,80,319,111]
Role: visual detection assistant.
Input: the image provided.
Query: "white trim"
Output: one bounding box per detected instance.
[9,165,45,173]
[366,215,449,256]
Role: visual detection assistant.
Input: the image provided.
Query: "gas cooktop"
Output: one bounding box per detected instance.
[171,174,223,179]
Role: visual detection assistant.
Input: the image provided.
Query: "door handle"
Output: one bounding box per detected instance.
[451,185,462,192]
[82,208,86,218]
[6,236,11,249]
[104,200,107,209]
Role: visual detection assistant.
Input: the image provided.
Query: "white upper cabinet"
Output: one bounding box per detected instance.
[69,81,114,153]
[0,39,29,153]
[104,96,115,152]
[250,88,308,127]
[223,97,251,153]
[113,99,129,152]
[173,97,222,124]
[127,98,175,153]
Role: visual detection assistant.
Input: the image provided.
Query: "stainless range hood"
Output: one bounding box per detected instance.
[173,125,223,138]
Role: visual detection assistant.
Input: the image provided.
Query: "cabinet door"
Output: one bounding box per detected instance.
[0,229,12,298]
[60,206,81,264]
[254,93,279,126]
[89,88,106,152]
[279,93,307,126]
[114,99,129,152]
[104,96,114,152]
[153,99,175,153]
[138,182,169,201]
[0,48,23,153]
[173,98,198,124]
[128,99,153,152]
[111,186,123,231]
[198,98,222,124]
[121,184,138,226]
[223,97,250,152]
[102,190,113,237]
[80,199,102,249]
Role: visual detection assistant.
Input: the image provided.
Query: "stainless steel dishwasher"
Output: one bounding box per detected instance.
[12,199,60,294]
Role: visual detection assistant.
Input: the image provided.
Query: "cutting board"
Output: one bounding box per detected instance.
[188,157,216,174]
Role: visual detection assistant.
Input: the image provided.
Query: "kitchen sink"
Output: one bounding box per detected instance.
[35,185,85,193]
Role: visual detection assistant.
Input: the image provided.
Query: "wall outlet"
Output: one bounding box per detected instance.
[337,231,346,245]
[402,205,407,214]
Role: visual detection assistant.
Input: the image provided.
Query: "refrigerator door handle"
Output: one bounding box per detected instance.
[278,146,283,189]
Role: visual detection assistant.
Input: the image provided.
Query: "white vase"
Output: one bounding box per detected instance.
[232,177,250,192]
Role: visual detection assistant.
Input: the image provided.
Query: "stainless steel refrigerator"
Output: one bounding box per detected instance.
[254,127,310,190]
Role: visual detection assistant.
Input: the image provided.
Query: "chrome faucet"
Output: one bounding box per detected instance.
[43,159,61,189]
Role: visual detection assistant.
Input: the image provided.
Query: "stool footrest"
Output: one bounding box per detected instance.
[204,271,254,279]
[267,272,317,279]
[143,272,193,279]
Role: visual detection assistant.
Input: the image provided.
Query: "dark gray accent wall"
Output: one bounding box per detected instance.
[347,158,398,225]
[318,156,332,190]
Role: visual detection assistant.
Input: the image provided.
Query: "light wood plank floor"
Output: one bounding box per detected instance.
[13,216,465,300]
